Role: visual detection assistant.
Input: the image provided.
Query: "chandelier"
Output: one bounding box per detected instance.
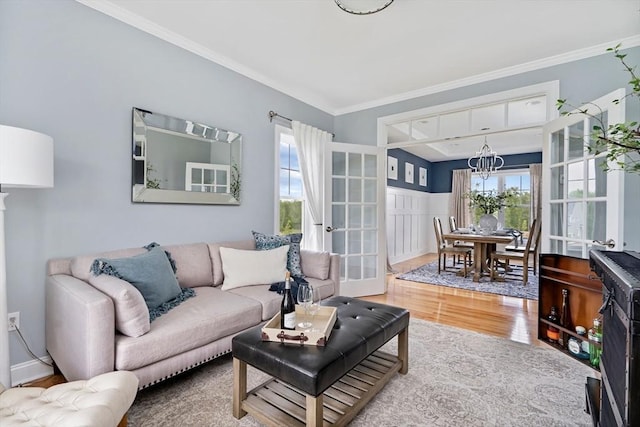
[467,137,504,179]
[334,0,394,15]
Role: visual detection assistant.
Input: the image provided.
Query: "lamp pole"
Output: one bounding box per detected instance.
[0,192,10,387]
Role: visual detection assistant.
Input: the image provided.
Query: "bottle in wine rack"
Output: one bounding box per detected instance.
[559,288,571,347]
[280,271,296,330]
[546,306,560,343]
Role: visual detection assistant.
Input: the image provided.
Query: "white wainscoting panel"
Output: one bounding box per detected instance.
[386,188,451,264]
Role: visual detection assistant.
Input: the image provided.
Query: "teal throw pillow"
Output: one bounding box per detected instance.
[252,231,303,277]
[91,246,186,317]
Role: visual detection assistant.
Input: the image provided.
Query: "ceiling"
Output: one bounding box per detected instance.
[81,0,640,116]
[79,1,639,162]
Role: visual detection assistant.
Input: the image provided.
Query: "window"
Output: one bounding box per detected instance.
[277,127,304,234]
[471,169,531,231]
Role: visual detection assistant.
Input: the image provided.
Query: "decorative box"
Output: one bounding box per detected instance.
[261,305,337,346]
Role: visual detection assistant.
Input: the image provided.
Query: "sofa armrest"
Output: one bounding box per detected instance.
[45,274,115,381]
[328,253,340,296]
[300,250,340,296]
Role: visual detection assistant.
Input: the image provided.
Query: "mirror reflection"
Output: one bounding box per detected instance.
[132,108,242,205]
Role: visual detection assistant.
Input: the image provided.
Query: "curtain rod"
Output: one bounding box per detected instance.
[268,110,335,138]
[268,110,292,123]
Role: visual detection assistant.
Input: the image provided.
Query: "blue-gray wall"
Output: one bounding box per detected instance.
[1,0,639,372]
[430,152,542,193]
[0,0,333,371]
[386,148,432,192]
[387,149,542,193]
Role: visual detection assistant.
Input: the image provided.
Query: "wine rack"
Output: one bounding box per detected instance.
[538,254,603,369]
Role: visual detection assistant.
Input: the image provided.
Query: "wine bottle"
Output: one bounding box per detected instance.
[546,306,560,343]
[559,289,572,347]
[280,271,296,330]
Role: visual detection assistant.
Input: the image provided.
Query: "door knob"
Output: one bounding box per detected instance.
[593,239,616,249]
[326,226,335,232]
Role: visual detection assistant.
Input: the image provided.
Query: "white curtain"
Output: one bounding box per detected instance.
[292,121,332,251]
[530,163,542,224]
[449,169,472,228]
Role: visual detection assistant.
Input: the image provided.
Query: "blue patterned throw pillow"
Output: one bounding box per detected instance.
[252,231,303,277]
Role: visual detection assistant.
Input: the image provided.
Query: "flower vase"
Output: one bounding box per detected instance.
[479,214,498,232]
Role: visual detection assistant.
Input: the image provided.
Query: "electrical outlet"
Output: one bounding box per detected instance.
[8,312,19,332]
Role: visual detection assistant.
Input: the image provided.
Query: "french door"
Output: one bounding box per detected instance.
[541,89,625,257]
[323,142,386,297]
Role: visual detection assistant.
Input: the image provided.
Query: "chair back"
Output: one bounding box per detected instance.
[448,216,458,232]
[433,217,445,249]
[522,218,540,257]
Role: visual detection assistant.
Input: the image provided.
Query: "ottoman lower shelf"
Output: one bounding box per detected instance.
[241,350,402,427]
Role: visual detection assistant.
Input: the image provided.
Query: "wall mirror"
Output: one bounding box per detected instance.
[132,108,242,205]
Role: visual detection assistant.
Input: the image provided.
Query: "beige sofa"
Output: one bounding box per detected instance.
[45,239,339,389]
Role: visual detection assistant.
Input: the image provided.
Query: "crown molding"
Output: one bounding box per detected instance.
[75,1,639,117]
[335,34,640,116]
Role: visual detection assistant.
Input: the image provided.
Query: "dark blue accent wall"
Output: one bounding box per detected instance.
[430,152,542,193]
[387,148,433,192]
[387,148,541,194]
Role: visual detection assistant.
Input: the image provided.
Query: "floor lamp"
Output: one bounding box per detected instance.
[0,125,54,387]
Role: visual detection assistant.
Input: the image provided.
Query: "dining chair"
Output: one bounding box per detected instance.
[504,218,541,274]
[490,218,540,285]
[434,217,472,276]
[448,216,474,265]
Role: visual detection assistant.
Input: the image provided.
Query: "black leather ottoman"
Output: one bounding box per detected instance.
[232,296,410,427]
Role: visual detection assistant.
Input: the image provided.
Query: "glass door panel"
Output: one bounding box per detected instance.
[568,121,585,160]
[550,166,564,200]
[550,128,564,163]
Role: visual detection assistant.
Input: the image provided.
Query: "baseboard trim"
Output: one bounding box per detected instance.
[11,357,54,387]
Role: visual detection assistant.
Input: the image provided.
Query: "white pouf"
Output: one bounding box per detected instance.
[0,371,138,427]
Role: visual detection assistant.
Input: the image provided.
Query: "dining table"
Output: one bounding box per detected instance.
[442,231,516,282]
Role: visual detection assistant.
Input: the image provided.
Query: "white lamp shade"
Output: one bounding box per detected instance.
[0,125,54,188]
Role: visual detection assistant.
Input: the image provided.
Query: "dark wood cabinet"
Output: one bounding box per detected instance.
[538,254,603,369]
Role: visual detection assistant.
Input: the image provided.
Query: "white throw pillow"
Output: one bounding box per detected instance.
[220,245,289,291]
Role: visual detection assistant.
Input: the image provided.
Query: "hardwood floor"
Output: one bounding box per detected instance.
[26,253,540,388]
[361,253,541,346]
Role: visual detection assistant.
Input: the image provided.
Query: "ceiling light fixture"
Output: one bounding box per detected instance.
[334,0,394,15]
[467,136,504,179]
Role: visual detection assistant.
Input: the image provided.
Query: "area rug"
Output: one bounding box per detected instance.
[127,318,593,426]
[397,261,539,300]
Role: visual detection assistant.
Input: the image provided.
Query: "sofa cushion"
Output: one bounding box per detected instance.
[219,245,289,291]
[300,249,331,280]
[162,243,214,287]
[114,287,262,371]
[88,274,150,337]
[208,240,256,286]
[228,285,282,321]
[252,231,303,277]
[91,246,182,312]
